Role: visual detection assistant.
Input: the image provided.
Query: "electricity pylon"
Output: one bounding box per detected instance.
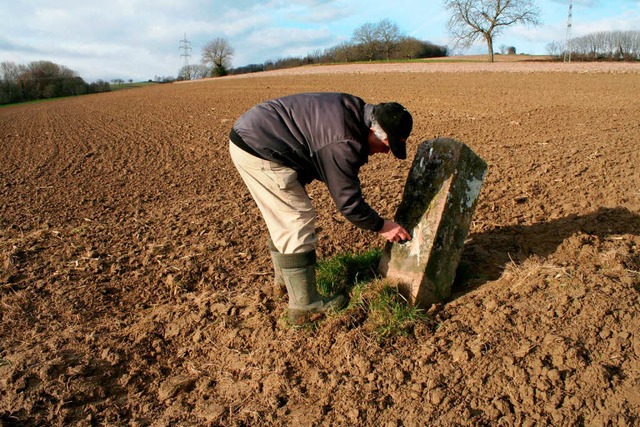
[564,0,573,63]
[179,33,192,68]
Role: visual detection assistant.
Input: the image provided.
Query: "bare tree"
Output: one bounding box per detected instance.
[545,40,563,58]
[352,22,380,61]
[178,65,194,81]
[178,64,210,80]
[201,37,234,77]
[352,20,405,61]
[1,61,21,83]
[444,0,541,62]
[376,19,402,60]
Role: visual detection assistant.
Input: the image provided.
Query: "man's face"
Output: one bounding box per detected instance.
[368,128,390,156]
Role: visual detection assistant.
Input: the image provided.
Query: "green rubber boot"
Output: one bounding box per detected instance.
[268,239,287,298]
[273,250,348,323]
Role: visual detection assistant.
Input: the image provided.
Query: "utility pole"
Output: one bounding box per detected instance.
[179,33,192,78]
[564,0,573,63]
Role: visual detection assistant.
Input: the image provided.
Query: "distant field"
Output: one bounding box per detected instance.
[110,81,161,91]
[426,53,553,62]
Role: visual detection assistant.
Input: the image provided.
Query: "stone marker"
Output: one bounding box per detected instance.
[378,138,487,308]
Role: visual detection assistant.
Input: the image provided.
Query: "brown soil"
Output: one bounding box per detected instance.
[429,54,553,62]
[1,63,639,426]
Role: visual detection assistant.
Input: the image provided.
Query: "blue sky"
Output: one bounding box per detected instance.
[1,0,638,82]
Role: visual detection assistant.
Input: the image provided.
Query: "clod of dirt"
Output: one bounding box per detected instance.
[158,375,196,401]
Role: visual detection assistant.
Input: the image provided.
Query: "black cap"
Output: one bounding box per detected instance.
[373,102,413,159]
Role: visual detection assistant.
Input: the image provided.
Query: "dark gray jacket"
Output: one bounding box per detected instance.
[230,92,384,232]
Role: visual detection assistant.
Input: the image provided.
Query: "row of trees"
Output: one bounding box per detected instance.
[0,60,111,105]
[183,19,448,79]
[546,30,640,61]
[232,35,447,75]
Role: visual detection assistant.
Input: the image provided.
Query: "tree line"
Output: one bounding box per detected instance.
[183,19,448,79]
[546,30,640,61]
[0,60,111,105]
[229,36,447,76]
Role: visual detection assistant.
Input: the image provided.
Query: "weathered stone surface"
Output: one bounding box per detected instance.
[379,138,487,307]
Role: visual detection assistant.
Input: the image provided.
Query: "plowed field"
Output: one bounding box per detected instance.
[1,63,640,426]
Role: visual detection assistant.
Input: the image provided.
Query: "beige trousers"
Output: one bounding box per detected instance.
[229,142,317,254]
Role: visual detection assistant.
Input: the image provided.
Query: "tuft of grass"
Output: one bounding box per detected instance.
[356,280,427,341]
[316,248,381,296]
[301,248,428,341]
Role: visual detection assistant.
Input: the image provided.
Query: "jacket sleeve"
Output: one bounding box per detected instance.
[314,141,385,232]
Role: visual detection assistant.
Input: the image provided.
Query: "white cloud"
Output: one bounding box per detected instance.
[233,26,336,65]
[289,6,352,23]
[573,11,640,34]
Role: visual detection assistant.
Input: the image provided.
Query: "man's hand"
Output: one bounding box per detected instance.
[379,220,412,243]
